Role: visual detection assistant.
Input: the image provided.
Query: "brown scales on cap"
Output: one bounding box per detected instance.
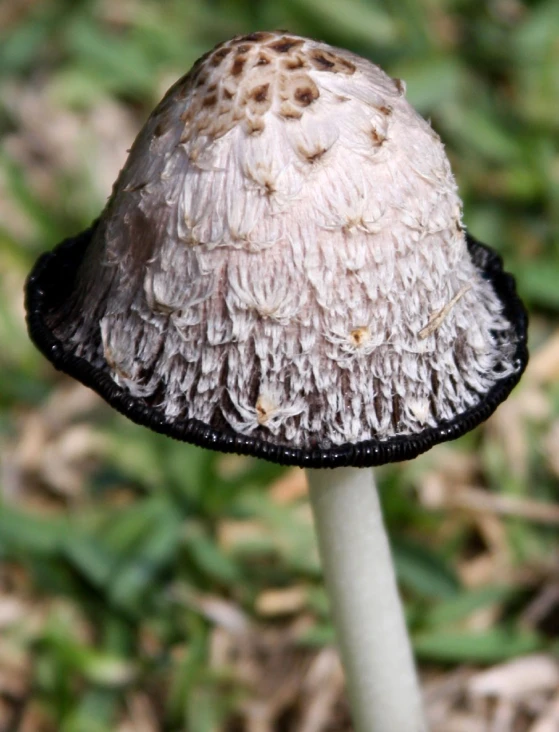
[309,49,356,74]
[152,33,372,144]
[293,83,319,107]
[267,37,305,54]
[349,327,372,347]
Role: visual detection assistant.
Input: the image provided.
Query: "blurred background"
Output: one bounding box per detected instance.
[1,0,558,730]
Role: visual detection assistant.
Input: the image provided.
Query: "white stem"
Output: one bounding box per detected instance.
[306,466,427,732]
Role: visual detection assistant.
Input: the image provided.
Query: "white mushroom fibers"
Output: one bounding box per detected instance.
[59,32,520,449]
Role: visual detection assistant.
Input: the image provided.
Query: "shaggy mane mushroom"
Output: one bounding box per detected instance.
[26,31,528,732]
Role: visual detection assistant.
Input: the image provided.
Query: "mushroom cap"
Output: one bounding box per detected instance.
[26,32,528,468]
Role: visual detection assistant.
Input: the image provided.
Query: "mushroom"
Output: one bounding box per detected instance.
[25,32,528,731]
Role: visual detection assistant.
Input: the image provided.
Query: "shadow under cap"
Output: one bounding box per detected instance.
[24,32,528,467]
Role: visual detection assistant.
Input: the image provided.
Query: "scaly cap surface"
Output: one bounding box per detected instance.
[26,32,528,466]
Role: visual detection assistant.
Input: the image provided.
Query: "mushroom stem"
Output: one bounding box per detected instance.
[307,466,427,732]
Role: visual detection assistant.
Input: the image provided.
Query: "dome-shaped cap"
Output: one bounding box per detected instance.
[26,32,528,468]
